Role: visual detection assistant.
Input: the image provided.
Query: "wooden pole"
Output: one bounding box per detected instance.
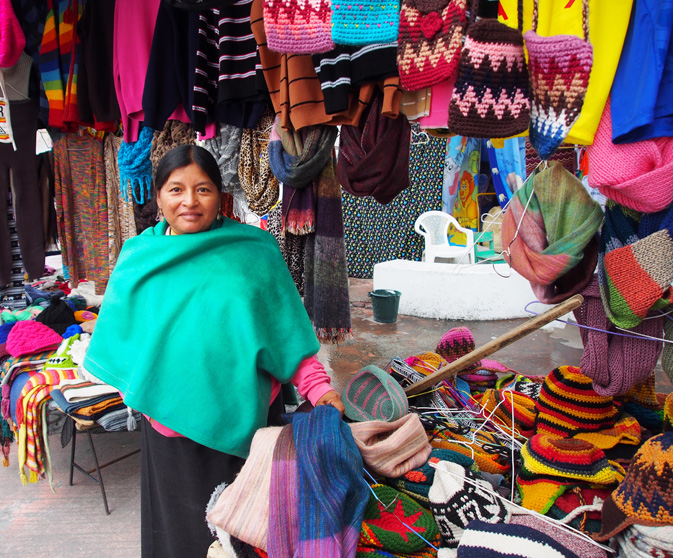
[404,294,584,395]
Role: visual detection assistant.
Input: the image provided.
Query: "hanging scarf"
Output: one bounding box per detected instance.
[118,125,155,204]
[304,153,353,343]
[573,276,663,397]
[598,200,673,329]
[269,118,338,234]
[239,109,280,216]
[337,93,411,205]
[501,161,603,304]
[83,218,319,458]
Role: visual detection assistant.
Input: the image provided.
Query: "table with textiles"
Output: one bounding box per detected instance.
[205,326,673,558]
[0,291,141,506]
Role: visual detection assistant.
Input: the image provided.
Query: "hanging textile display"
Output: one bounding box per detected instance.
[525,0,593,160]
[0,190,26,309]
[342,133,445,278]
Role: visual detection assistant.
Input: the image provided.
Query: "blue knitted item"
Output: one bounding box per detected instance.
[118,126,155,204]
[331,1,399,46]
[0,322,16,344]
[291,405,370,557]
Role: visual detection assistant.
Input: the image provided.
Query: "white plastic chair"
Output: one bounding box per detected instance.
[414,211,476,264]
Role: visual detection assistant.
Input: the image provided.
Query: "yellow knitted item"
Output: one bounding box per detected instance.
[573,416,641,450]
[429,428,509,475]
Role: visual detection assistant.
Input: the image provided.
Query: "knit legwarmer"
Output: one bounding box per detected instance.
[573,276,663,397]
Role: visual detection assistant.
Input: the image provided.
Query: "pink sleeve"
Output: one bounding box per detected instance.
[290,356,335,406]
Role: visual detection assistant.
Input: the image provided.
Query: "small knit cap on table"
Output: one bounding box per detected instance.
[397,0,468,92]
[597,431,673,541]
[456,519,580,558]
[5,320,63,358]
[349,413,431,478]
[435,327,480,370]
[501,161,603,305]
[343,365,409,422]
[612,524,673,558]
[331,0,400,46]
[534,366,618,439]
[588,98,673,214]
[263,0,334,54]
[358,484,440,554]
[428,460,511,553]
[391,448,475,507]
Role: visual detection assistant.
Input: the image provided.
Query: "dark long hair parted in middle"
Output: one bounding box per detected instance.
[154,145,224,194]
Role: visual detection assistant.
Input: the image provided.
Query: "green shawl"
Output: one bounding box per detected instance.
[83,219,319,457]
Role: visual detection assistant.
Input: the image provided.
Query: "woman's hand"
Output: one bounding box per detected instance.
[315,390,345,416]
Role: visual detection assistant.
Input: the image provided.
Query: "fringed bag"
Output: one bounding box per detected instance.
[526,0,593,160]
[397,0,468,92]
[448,0,530,138]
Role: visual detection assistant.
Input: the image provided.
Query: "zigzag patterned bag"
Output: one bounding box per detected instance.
[448,0,530,138]
[397,0,468,92]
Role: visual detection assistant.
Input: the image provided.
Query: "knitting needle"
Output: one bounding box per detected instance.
[404,294,584,395]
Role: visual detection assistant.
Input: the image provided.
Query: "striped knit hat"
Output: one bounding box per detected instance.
[343,365,409,422]
[534,366,618,438]
[359,484,440,554]
[457,520,581,558]
[477,389,537,438]
[349,413,431,478]
[597,432,673,541]
[397,0,468,92]
[448,0,530,138]
[331,0,400,45]
[263,0,334,54]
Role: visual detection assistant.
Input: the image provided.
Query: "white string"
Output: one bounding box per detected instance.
[429,461,616,554]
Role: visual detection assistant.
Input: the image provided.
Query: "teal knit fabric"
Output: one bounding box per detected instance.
[331,1,400,46]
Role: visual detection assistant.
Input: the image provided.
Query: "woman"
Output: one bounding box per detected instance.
[84,145,343,557]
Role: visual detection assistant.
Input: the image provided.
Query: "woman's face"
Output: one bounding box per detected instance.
[156,163,220,235]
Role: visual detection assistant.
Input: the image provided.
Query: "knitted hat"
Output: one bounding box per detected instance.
[391,448,475,507]
[343,365,409,422]
[612,524,673,558]
[525,0,593,161]
[515,473,572,514]
[477,389,537,438]
[207,426,283,550]
[534,366,618,438]
[0,0,25,68]
[597,432,673,541]
[520,434,621,486]
[625,372,660,409]
[435,327,480,369]
[572,415,641,450]
[34,299,78,336]
[428,460,510,552]
[494,373,544,401]
[263,0,334,54]
[448,3,530,139]
[429,428,511,476]
[588,98,673,214]
[456,520,581,558]
[665,393,673,433]
[331,0,400,46]
[5,320,64,358]
[397,0,468,92]
[359,484,440,554]
[349,413,431,478]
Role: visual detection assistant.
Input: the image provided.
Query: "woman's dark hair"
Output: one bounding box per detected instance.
[154,145,223,193]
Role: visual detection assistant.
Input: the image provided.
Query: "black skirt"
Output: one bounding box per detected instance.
[140,393,285,558]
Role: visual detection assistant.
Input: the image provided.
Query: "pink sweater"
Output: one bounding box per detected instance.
[147,355,335,437]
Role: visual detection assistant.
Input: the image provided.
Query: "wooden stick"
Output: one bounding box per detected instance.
[404,294,584,395]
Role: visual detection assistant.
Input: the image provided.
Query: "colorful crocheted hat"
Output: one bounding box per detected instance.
[665,392,673,433]
[525,0,593,160]
[263,0,334,54]
[349,413,431,478]
[391,448,475,506]
[494,373,544,400]
[456,520,581,558]
[5,320,64,358]
[428,460,510,552]
[588,98,673,214]
[572,415,641,451]
[331,0,400,46]
[435,326,479,368]
[534,366,618,438]
[343,365,409,422]
[359,484,440,554]
[477,388,537,438]
[597,432,673,541]
[448,0,530,138]
[397,0,468,92]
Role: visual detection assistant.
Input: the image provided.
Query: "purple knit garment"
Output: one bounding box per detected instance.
[573,276,663,396]
[268,424,299,558]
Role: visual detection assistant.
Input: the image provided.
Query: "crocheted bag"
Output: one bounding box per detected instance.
[331,0,400,46]
[448,0,530,138]
[525,0,593,160]
[263,0,334,54]
[397,0,468,92]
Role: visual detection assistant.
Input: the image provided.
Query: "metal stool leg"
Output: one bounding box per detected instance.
[86,430,110,515]
[69,425,76,486]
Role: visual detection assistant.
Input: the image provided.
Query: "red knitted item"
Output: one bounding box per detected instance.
[397,0,468,92]
[263,0,334,54]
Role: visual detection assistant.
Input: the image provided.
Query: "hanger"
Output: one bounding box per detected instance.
[411,128,430,145]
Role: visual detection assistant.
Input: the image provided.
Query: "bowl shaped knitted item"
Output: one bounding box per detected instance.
[343,365,409,422]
